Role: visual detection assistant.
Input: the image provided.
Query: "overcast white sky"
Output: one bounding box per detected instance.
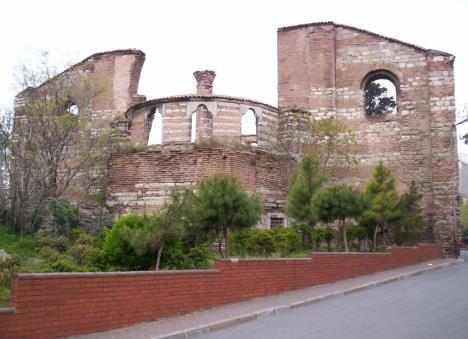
[1,0,467,150]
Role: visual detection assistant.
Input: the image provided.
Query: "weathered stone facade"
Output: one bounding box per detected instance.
[14,23,459,254]
[278,22,458,255]
[107,145,295,228]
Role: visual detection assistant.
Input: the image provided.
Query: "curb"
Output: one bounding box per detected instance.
[152,259,463,339]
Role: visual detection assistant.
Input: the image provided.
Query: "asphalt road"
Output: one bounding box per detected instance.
[199,251,468,339]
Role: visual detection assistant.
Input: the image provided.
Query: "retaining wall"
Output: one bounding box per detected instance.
[0,243,441,339]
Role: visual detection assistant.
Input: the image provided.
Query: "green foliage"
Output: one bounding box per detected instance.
[0,255,20,287]
[45,257,87,272]
[365,81,397,117]
[310,228,325,250]
[393,181,424,245]
[102,214,153,270]
[186,245,210,269]
[314,185,366,224]
[230,229,254,256]
[360,162,401,250]
[313,185,366,251]
[286,157,326,227]
[39,246,61,263]
[322,227,337,251]
[246,230,276,257]
[270,227,301,256]
[190,174,261,257]
[50,199,79,236]
[459,202,468,233]
[293,223,312,247]
[37,233,69,252]
[69,243,94,266]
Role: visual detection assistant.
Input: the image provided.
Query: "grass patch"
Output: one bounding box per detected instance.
[0,227,47,307]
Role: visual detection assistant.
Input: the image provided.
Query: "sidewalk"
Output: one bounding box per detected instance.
[73,258,462,339]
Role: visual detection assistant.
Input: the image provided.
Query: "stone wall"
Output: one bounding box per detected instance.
[277,22,458,255]
[107,144,295,227]
[13,50,147,231]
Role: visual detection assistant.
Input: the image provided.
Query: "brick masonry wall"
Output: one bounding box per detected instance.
[277,23,458,255]
[0,243,441,339]
[107,145,295,225]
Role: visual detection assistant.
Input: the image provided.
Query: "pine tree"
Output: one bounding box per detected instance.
[191,174,261,258]
[285,157,327,228]
[360,162,400,251]
[393,181,424,245]
[313,185,366,252]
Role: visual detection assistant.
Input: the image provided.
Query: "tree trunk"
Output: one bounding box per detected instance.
[373,225,379,252]
[342,219,349,252]
[155,242,165,271]
[223,227,230,258]
[218,236,223,258]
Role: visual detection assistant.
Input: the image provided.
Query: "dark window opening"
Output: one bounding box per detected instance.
[270,217,284,228]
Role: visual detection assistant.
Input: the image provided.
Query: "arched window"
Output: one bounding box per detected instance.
[191,111,197,143]
[241,109,257,136]
[363,71,398,117]
[148,107,163,145]
[191,104,213,143]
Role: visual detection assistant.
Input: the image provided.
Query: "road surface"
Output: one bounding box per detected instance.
[199,251,468,339]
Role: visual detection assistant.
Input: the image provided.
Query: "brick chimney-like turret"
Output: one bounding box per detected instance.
[194,70,216,95]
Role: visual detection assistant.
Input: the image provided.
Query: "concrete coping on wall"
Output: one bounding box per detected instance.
[309,252,391,255]
[16,269,220,280]
[218,258,311,263]
[0,307,16,315]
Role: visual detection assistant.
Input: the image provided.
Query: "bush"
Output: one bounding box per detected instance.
[293,224,312,247]
[50,199,79,236]
[230,229,254,256]
[69,243,94,266]
[102,215,154,270]
[186,245,210,269]
[37,234,69,252]
[310,228,325,250]
[0,254,20,287]
[246,230,276,257]
[270,228,301,256]
[39,246,61,263]
[87,248,109,271]
[322,227,336,251]
[46,256,87,272]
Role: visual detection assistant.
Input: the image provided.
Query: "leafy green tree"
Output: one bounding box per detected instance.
[286,157,327,234]
[393,181,424,245]
[365,82,396,117]
[313,185,366,252]
[190,174,261,258]
[360,162,400,251]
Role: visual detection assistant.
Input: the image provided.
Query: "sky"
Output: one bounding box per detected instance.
[1,0,467,151]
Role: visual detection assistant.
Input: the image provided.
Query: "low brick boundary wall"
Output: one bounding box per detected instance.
[0,243,441,338]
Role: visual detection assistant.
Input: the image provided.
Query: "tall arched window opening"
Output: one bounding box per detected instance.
[241,108,257,136]
[148,107,163,145]
[191,111,197,143]
[363,71,398,117]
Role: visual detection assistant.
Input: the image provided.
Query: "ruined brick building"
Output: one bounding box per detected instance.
[15,22,459,255]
